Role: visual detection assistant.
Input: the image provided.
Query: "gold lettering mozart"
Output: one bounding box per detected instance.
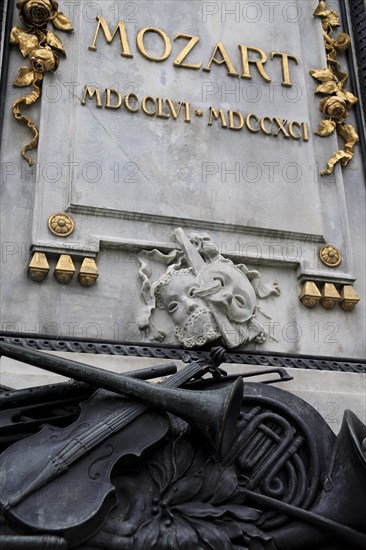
[89,17,300,87]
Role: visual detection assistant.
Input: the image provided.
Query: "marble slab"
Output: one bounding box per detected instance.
[28,0,354,283]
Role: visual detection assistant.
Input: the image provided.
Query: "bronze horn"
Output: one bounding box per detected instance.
[0,342,243,458]
[312,409,366,532]
[268,409,366,550]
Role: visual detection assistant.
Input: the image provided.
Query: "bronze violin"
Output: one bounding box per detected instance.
[0,342,243,547]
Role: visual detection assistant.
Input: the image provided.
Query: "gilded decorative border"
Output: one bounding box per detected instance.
[311,1,359,176]
[10,0,72,165]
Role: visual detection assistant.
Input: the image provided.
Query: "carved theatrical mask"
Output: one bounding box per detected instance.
[195,262,257,324]
[138,228,280,349]
[192,261,263,349]
[154,268,220,347]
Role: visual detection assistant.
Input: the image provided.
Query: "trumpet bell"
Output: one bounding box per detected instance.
[181,377,244,459]
[215,377,244,457]
[139,377,244,459]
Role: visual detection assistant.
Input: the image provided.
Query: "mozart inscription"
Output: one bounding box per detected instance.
[30,0,330,246]
[81,17,310,142]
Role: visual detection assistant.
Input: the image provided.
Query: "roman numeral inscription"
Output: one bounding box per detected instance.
[81,86,309,142]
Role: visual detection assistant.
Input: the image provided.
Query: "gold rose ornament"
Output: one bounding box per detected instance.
[10,0,73,165]
[310,1,359,176]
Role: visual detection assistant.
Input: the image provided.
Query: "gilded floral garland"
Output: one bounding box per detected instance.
[310,1,359,176]
[11,0,73,166]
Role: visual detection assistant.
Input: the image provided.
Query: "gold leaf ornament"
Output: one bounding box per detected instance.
[46,30,65,53]
[316,81,339,94]
[310,68,336,82]
[337,123,359,145]
[314,6,340,31]
[10,27,39,56]
[18,31,39,56]
[13,66,35,87]
[52,11,73,31]
[10,26,21,42]
[315,120,336,137]
[314,1,327,17]
[312,1,359,176]
[11,1,72,166]
[326,11,340,28]
[340,89,358,107]
[315,8,340,30]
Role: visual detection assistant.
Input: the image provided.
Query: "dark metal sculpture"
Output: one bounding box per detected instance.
[0,363,177,451]
[0,342,365,549]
